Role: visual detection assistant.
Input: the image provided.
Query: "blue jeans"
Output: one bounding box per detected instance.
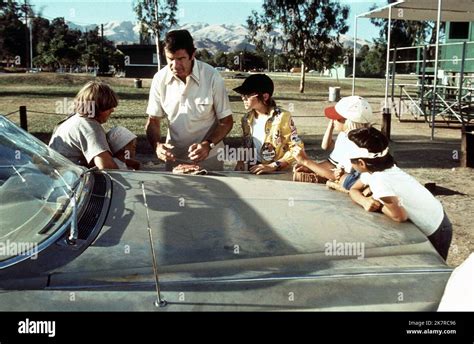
[342,171,361,190]
[428,212,453,260]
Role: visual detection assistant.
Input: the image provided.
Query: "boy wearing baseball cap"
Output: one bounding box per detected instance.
[293,96,372,189]
[233,74,304,174]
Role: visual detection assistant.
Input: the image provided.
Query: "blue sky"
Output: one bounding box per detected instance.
[30,0,387,41]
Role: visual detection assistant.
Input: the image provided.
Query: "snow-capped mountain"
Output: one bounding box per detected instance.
[66,20,372,53]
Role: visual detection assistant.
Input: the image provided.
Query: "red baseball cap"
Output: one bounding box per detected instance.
[324,106,345,121]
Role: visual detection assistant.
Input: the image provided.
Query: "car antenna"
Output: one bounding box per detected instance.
[141,181,167,308]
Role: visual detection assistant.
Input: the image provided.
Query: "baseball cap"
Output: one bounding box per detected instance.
[233,74,274,96]
[324,96,373,124]
[106,126,137,154]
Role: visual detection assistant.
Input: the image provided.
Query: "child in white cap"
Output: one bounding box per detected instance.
[106,126,141,170]
[293,96,372,190]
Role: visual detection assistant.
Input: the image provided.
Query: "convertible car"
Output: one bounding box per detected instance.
[0,115,452,311]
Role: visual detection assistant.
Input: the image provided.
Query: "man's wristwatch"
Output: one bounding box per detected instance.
[205,139,215,149]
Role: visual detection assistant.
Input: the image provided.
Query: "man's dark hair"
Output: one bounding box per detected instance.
[164,30,196,57]
[348,127,395,172]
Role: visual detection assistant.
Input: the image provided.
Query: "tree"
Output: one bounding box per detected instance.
[43,18,81,69]
[0,0,27,66]
[134,0,178,70]
[360,43,385,77]
[76,26,118,72]
[247,0,349,93]
[29,17,120,73]
[195,49,214,66]
[357,45,370,60]
[371,0,444,47]
[213,51,228,68]
[367,0,446,75]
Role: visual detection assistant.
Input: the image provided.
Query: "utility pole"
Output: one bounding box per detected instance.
[29,17,33,69]
[99,24,105,74]
[23,0,29,69]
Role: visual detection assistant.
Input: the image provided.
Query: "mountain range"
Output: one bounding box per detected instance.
[67,20,373,53]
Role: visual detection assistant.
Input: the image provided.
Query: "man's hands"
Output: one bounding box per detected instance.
[188,141,211,162]
[155,143,176,162]
[147,117,176,163]
[155,141,211,163]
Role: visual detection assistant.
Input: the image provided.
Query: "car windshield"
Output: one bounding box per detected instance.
[0,116,84,263]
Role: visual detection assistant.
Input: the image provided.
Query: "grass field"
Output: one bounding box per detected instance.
[0,72,394,139]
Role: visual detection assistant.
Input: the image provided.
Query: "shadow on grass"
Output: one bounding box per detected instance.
[430,185,466,196]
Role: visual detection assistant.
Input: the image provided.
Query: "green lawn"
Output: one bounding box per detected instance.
[0,72,396,139]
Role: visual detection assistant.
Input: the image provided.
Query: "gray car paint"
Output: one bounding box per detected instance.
[0,170,452,311]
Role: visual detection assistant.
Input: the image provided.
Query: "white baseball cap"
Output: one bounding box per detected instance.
[324,96,374,124]
[106,126,137,154]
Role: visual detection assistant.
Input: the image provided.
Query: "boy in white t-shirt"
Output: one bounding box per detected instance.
[346,127,452,260]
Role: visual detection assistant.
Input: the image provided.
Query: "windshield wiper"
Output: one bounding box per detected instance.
[54,166,98,244]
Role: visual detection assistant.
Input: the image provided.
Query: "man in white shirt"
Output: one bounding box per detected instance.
[145,29,233,171]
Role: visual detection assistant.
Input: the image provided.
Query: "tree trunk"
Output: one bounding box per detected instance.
[299,61,306,93]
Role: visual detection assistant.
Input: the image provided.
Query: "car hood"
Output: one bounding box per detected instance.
[50,171,449,281]
[1,171,452,311]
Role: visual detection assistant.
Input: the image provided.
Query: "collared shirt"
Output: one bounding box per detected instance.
[146,59,232,159]
[241,107,304,165]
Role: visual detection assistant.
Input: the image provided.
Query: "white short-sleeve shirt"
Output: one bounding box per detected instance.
[146,59,232,159]
[251,114,268,162]
[360,166,444,236]
[328,132,353,172]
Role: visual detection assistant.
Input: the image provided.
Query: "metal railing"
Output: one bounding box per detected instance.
[388,41,474,128]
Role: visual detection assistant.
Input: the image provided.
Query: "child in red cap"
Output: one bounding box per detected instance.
[293,96,372,190]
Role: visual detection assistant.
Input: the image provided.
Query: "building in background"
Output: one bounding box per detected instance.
[116,45,161,78]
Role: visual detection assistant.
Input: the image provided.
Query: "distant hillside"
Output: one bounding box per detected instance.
[66,20,372,53]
